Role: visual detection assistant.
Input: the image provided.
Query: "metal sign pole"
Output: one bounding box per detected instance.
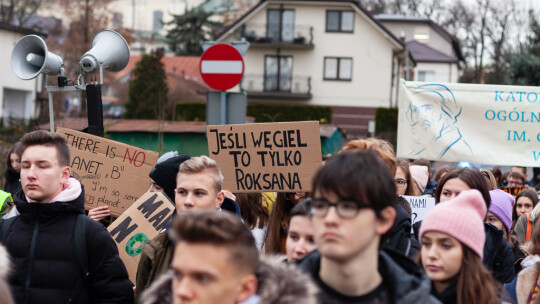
[220,91,227,124]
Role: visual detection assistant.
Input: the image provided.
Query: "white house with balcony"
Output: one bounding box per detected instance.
[215,0,413,138]
[0,23,43,125]
[375,14,463,83]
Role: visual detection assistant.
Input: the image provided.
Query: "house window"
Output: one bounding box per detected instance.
[153,10,163,31]
[414,26,430,43]
[112,12,123,28]
[324,57,352,80]
[326,11,354,32]
[265,55,293,91]
[267,9,295,42]
[418,71,435,81]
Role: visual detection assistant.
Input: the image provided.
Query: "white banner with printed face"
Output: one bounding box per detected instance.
[397,79,540,167]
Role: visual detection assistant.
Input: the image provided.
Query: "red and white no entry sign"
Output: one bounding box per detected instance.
[200,43,244,91]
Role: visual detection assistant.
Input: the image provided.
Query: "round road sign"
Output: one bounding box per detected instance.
[199,43,244,91]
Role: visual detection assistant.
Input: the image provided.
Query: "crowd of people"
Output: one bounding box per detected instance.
[0,130,540,303]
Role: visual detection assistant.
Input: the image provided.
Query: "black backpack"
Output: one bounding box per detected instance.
[0,213,92,284]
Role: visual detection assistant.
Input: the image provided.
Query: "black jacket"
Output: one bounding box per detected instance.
[4,186,134,304]
[484,223,515,283]
[297,249,440,304]
[3,169,20,196]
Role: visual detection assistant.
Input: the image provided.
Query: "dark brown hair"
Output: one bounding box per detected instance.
[513,189,539,222]
[507,171,526,184]
[312,150,397,217]
[265,192,294,254]
[170,210,259,274]
[6,142,21,172]
[434,168,491,209]
[396,158,420,196]
[433,166,450,183]
[456,246,501,304]
[19,130,70,166]
[234,192,269,229]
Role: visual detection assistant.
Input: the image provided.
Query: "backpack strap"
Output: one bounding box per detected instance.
[526,213,532,242]
[74,213,91,284]
[0,216,18,244]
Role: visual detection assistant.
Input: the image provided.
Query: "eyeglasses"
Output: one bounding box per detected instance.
[309,198,373,219]
[394,178,408,188]
[507,180,524,187]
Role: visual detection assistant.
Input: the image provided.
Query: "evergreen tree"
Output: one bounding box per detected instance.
[509,11,540,86]
[125,50,168,119]
[166,8,222,56]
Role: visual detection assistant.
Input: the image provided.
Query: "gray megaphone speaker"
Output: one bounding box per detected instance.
[80,30,130,73]
[11,35,63,80]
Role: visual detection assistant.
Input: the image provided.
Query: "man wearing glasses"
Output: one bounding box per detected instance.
[298,151,438,303]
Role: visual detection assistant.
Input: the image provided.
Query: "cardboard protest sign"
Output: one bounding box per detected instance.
[502,187,524,198]
[57,128,158,216]
[398,80,540,166]
[402,195,436,232]
[207,121,322,192]
[107,192,175,283]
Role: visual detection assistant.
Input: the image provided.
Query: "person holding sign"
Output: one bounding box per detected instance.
[298,151,438,303]
[0,130,133,304]
[420,190,501,303]
[135,156,241,300]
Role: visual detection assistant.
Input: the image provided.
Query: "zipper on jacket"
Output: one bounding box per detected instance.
[24,211,39,304]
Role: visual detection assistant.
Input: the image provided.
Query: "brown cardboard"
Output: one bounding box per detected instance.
[206,121,322,192]
[107,192,175,283]
[57,128,158,216]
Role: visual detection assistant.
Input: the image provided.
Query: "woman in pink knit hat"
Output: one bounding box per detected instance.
[420,189,501,304]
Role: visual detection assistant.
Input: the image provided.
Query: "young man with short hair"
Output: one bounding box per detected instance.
[1,130,133,303]
[135,155,241,299]
[299,151,438,303]
[139,210,318,304]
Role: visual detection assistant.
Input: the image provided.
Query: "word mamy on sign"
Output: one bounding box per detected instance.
[207,121,322,192]
[108,192,175,283]
[57,128,158,216]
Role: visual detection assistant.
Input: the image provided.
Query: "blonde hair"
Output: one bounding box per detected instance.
[179,156,223,192]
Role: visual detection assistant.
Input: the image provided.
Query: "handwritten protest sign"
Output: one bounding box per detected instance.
[398,80,540,166]
[207,121,322,192]
[402,195,436,231]
[108,192,175,283]
[57,128,158,216]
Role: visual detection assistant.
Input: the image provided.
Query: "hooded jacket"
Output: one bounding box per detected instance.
[135,197,242,300]
[139,255,318,304]
[514,203,540,245]
[298,249,440,304]
[3,181,133,304]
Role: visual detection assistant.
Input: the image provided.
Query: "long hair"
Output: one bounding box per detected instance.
[264,192,295,253]
[6,142,21,172]
[434,168,491,209]
[456,246,501,304]
[235,192,270,229]
[530,215,540,256]
[396,158,420,196]
[513,189,539,222]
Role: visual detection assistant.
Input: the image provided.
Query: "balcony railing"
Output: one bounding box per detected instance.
[241,74,312,99]
[240,23,314,49]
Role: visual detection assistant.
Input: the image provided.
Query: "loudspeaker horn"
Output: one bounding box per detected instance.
[80,30,130,73]
[11,35,63,80]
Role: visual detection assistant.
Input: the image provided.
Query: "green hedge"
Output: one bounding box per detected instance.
[175,103,333,123]
[375,107,398,132]
[375,107,398,148]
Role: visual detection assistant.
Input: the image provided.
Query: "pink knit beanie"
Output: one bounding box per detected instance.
[410,165,429,193]
[420,189,487,258]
